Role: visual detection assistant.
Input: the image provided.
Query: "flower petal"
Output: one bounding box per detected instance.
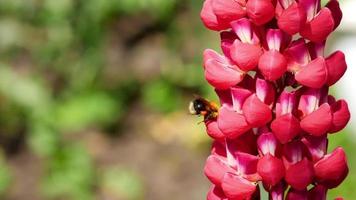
[326,51,347,86]
[242,94,272,127]
[278,3,307,35]
[230,41,263,71]
[221,173,257,199]
[258,50,288,81]
[300,8,335,42]
[216,89,233,108]
[326,0,342,30]
[231,87,253,113]
[295,57,328,88]
[283,140,305,166]
[255,77,276,106]
[211,140,227,157]
[257,132,279,156]
[276,89,297,118]
[235,152,259,177]
[220,31,238,59]
[297,87,329,118]
[257,154,285,188]
[218,106,250,139]
[329,99,350,133]
[207,186,228,200]
[206,120,226,140]
[314,147,349,189]
[285,158,315,190]
[301,135,328,162]
[299,0,321,20]
[286,188,308,200]
[231,18,254,44]
[271,113,301,144]
[204,155,235,186]
[307,184,327,200]
[300,103,332,136]
[200,0,226,31]
[212,0,246,27]
[246,0,275,25]
[284,39,310,71]
[204,58,245,89]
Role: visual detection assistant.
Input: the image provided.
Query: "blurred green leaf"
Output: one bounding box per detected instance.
[101,167,144,200]
[0,66,51,112]
[54,92,120,132]
[42,144,94,200]
[28,122,59,157]
[0,153,11,196]
[142,79,181,113]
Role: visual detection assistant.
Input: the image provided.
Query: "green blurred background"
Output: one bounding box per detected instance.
[0,0,354,199]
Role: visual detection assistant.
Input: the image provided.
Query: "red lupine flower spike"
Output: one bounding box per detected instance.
[199,0,349,197]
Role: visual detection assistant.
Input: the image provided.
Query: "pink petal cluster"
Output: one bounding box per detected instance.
[200,0,350,199]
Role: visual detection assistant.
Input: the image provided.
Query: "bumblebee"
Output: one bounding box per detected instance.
[189,97,219,121]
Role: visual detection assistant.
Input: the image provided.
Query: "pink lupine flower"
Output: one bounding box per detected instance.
[298,87,333,136]
[258,29,290,81]
[246,0,275,25]
[205,138,261,199]
[299,3,334,42]
[283,141,315,190]
[200,0,246,31]
[314,147,349,188]
[284,39,328,88]
[271,89,301,144]
[329,99,351,133]
[277,1,307,35]
[230,19,263,72]
[198,0,350,199]
[203,49,245,89]
[257,133,285,188]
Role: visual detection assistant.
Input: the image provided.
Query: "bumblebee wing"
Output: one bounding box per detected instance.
[188,101,197,115]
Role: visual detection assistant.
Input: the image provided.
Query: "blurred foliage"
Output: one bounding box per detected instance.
[0,153,11,196]
[0,0,354,199]
[100,167,144,200]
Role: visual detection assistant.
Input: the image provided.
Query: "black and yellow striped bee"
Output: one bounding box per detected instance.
[189,97,219,121]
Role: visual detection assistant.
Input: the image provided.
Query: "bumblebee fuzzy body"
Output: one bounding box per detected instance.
[189,97,219,121]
